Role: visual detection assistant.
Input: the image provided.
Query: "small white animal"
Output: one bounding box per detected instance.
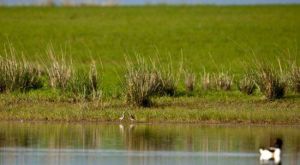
[259,138,283,164]
[119,112,125,121]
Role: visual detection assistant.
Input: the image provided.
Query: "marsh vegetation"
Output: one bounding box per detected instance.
[0,5,299,122]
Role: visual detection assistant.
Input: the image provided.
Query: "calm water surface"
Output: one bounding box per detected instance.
[0,122,299,165]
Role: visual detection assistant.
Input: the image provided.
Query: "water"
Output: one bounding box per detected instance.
[0,122,299,165]
[1,0,300,6]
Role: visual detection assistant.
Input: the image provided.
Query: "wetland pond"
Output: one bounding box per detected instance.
[0,122,299,165]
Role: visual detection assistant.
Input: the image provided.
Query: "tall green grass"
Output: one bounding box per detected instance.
[0,46,299,105]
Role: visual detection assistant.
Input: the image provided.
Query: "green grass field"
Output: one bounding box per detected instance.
[0,5,299,123]
[0,5,299,93]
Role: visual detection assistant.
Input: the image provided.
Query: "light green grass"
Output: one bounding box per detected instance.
[0,5,299,123]
[0,5,299,93]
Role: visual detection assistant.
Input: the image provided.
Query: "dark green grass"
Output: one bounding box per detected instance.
[0,5,299,93]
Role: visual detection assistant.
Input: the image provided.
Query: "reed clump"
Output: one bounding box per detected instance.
[200,71,233,91]
[46,49,100,100]
[289,63,300,93]
[67,62,100,100]
[124,57,159,107]
[157,64,179,96]
[254,66,286,100]
[124,56,181,107]
[238,73,256,95]
[46,49,72,91]
[184,71,196,93]
[200,71,214,91]
[0,49,43,93]
[215,72,233,91]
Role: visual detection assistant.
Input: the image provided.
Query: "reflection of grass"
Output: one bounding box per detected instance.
[0,122,300,153]
[131,126,177,150]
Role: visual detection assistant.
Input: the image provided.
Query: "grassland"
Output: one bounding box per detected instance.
[0,5,299,123]
[1,5,300,92]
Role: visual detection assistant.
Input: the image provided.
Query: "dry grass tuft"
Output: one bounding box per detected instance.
[289,63,300,93]
[0,47,43,92]
[215,72,233,91]
[124,55,181,107]
[200,71,233,91]
[200,71,214,91]
[67,62,101,100]
[46,48,72,90]
[157,64,179,96]
[46,49,100,100]
[254,66,286,100]
[124,56,158,107]
[184,71,196,93]
[238,73,256,95]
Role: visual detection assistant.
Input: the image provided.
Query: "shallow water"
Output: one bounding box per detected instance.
[0,122,299,165]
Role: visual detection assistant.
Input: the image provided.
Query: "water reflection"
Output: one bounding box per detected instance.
[0,122,299,165]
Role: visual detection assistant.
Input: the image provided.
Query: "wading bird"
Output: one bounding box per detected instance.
[259,138,283,164]
[119,111,125,121]
[129,113,136,121]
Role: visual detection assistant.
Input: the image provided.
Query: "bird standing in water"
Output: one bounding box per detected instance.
[259,138,283,164]
[119,111,125,121]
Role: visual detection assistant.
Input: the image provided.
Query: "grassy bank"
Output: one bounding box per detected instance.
[0,5,299,123]
[0,91,299,124]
